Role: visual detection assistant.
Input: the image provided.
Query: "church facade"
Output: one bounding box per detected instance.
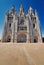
[2,5,42,43]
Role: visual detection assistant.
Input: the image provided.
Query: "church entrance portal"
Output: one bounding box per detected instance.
[17,33,27,43]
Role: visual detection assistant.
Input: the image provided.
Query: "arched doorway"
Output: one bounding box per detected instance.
[7,35,11,42]
[17,33,27,43]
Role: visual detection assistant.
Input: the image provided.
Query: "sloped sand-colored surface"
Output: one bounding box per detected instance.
[0,43,44,65]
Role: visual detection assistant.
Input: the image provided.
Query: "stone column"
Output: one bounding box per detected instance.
[11,22,14,42]
[35,11,42,43]
[26,19,30,43]
[11,14,15,42]
[29,16,34,43]
[14,20,18,43]
[36,18,42,43]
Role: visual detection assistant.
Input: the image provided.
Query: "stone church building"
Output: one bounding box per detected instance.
[2,5,42,43]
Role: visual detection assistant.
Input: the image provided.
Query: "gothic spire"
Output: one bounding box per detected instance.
[19,4,24,17]
[28,6,33,14]
[28,6,34,16]
[20,4,24,13]
[11,5,15,14]
[30,6,33,12]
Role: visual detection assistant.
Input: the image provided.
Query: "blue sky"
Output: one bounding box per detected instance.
[0,0,44,39]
